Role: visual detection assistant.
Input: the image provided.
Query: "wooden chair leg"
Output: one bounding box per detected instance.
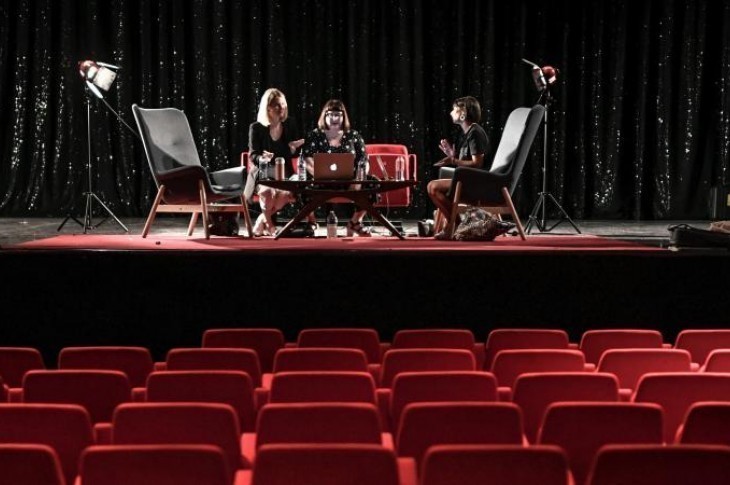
[188,213,199,236]
[502,187,525,240]
[199,180,210,239]
[142,185,165,238]
[446,182,462,238]
[434,210,444,234]
[241,197,254,238]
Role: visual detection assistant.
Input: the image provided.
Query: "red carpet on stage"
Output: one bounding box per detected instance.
[9,234,664,252]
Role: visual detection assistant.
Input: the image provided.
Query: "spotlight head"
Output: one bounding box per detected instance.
[78,59,117,92]
[541,65,558,84]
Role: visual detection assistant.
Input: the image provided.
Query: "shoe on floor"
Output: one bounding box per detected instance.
[346,220,372,237]
[253,214,272,237]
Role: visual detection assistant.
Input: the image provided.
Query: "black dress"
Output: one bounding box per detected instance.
[301,128,368,175]
[244,118,301,201]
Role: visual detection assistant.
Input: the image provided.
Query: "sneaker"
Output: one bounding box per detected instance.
[346,220,372,237]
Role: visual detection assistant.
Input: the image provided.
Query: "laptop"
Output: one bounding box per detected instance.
[312,153,356,180]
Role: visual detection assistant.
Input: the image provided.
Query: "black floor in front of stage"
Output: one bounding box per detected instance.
[1,217,729,363]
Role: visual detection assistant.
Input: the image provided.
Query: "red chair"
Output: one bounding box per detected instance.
[512,372,620,443]
[597,349,692,397]
[391,329,483,367]
[112,402,248,482]
[80,444,230,485]
[421,444,570,485]
[272,348,368,373]
[0,444,65,485]
[633,372,730,442]
[145,370,257,432]
[674,329,730,365]
[490,349,586,399]
[380,349,475,388]
[0,404,94,485]
[58,346,154,388]
[268,371,377,405]
[396,402,523,466]
[297,329,382,364]
[250,443,411,485]
[679,402,730,446]
[587,444,730,485]
[202,328,286,373]
[164,348,262,387]
[702,349,730,372]
[22,370,131,423]
[389,371,497,431]
[365,143,416,208]
[483,329,570,370]
[0,347,45,388]
[538,403,664,485]
[580,329,665,365]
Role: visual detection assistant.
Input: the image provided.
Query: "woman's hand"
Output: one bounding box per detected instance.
[288,139,305,153]
[438,139,455,158]
[261,150,274,162]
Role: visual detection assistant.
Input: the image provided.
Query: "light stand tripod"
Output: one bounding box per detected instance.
[522,60,580,234]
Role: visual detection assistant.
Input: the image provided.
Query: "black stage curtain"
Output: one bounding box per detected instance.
[1,0,728,220]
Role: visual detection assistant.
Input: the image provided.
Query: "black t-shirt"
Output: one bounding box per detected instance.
[454,123,490,169]
[248,118,301,177]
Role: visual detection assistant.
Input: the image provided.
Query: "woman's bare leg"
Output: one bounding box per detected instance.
[427,179,453,223]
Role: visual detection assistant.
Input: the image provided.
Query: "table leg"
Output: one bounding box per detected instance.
[274,196,328,240]
[348,193,405,240]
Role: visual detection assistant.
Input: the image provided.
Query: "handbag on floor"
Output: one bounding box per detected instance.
[453,207,514,241]
[668,223,730,249]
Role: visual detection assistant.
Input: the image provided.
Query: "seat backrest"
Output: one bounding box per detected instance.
[255,403,382,449]
[112,402,245,482]
[396,402,523,466]
[0,347,45,387]
[0,444,65,485]
[633,373,730,442]
[58,346,154,388]
[490,349,586,388]
[679,402,730,446]
[391,329,475,351]
[390,371,498,429]
[484,329,570,370]
[597,349,692,390]
[674,329,730,365]
[380,349,476,388]
[145,371,256,432]
[539,403,664,485]
[297,329,381,364]
[268,371,376,404]
[202,328,285,373]
[22,370,131,423]
[0,404,94,485]
[702,349,730,372]
[252,444,401,485]
[165,348,262,387]
[272,348,368,373]
[587,444,730,485]
[512,372,620,443]
[580,329,665,365]
[80,444,229,485]
[364,144,408,155]
[421,444,570,485]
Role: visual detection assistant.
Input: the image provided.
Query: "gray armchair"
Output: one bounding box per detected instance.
[132,104,253,238]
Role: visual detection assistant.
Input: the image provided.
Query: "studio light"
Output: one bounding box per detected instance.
[78,60,120,99]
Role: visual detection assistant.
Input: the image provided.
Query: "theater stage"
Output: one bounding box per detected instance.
[1,217,728,363]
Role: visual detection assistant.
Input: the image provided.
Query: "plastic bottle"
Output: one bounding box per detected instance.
[298,155,307,181]
[356,160,366,181]
[395,156,405,181]
[326,211,338,239]
[259,156,270,179]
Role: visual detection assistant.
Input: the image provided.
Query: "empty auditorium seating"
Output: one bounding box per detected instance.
[272,348,368,373]
[490,349,586,399]
[22,370,131,423]
[0,444,65,485]
[248,443,411,485]
[391,329,485,369]
[80,444,230,485]
[267,371,377,404]
[396,402,523,466]
[538,402,664,485]
[0,346,45,388]
[587,444,730,485]
[678,402,730,446]
[145,370,257,432]
[297,328,382,364]
[701,349,730,372]
[484,329,571,370]
[596,349,692,397]
[379,349,476,388]
[112,402,248,482]
[58,346,154,388]
[202,328,286,373]
[633,372,730,442]
[0,404,94,484]
[674,329,730,365]
[421,444,570,485]
[512,372,620,443]
[164,348,262,387]
[388,371,498,431]
[580,329,665,365]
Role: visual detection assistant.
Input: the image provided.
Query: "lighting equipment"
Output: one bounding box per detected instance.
[521,58,580,234]
[58,60,129,233]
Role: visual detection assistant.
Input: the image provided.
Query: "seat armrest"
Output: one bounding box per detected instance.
[254,387,269,410]
[690,362,700,372]
[619,388,633,401]
[381,432,394,450]
[132,387,147,402]
[379,343,391,362]
[438,166,455,179]
[568,342,579,349]
[153,362,167,371]
[8,388,22,403]
[397,457,418,485]
[210,166,246,186]
[584,363,596,372]
[261,373,273,389]
[241,433,256,464]
[376,388,392,432]
[284,342,298,348]
[368,363,382,384]
[234,469,252,485]
[473,343,486,370]
[94,422,112,444]
[497,386,512,402]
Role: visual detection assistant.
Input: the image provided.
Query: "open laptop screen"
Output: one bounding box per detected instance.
[312,153,356,180]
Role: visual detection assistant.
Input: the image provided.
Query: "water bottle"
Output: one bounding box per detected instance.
[326,211,338,239]
[356,160,366,181]
[298,155,307,181]
[259,156,270,179]
[395,156,405,181]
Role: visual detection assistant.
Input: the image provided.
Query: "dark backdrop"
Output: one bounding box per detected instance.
[1,0,729,220]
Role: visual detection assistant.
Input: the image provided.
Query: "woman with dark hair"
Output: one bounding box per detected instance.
[301,99,371,236]
[427,96,490,235]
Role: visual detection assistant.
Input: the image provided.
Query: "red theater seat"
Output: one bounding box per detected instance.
[597,349,692,396]
[484,329,570,370]
[80,444,230,485]
[580,329,665,365]
[538,402,664,485]
[421,444,570,485]
[0,444,65,485]
[702,349,730,372]
[297,328,382,364]
[587,444,730,485]
[58,346,154,388]
[202,328,286,374]
[379,349,475,388]
[0,347,45,388]
[674,329,730,365]
[679,402,730,446]
[272,348,368,373]
[490,349,586,399]
[164,348,262,387]
[268,371,377,405]
[365,143,416,208]
[391,329,483,368]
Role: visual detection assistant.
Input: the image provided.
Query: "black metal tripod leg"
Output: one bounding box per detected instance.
[89,193,129,232]
[525,193,547,234]
[545,193,581,233]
